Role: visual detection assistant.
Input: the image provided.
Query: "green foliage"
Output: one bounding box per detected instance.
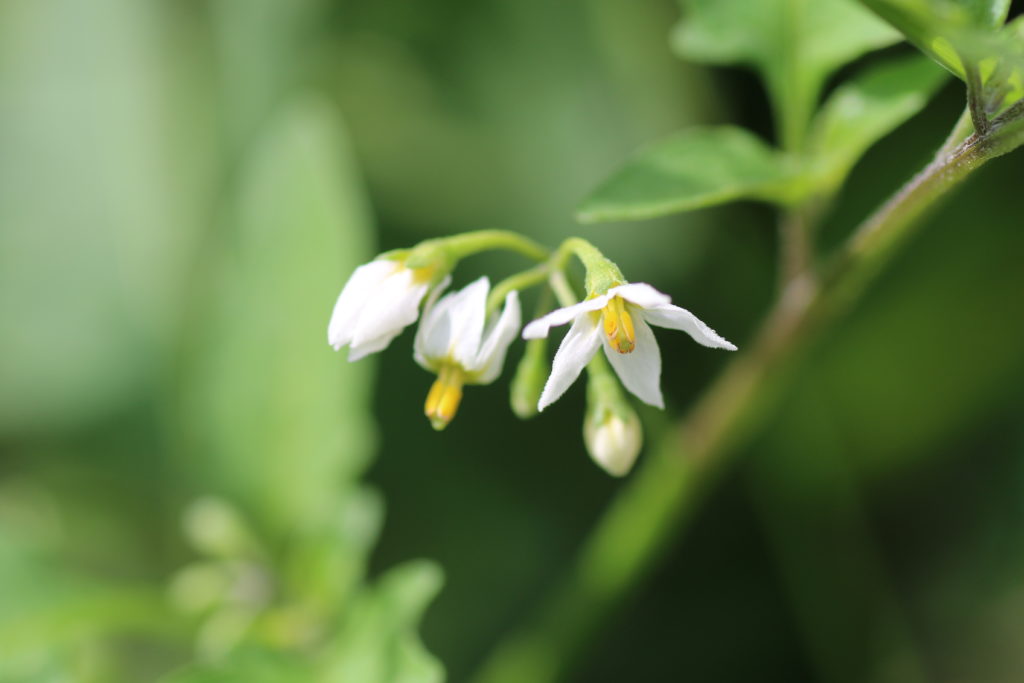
[672,0,900,148]
[859,0,1011,77]
[859,0,1024,118]
[180,98,376,536]
[0,533,179,682]
[161,561,443,683]
[0,0,209,434]
[808,54,949,191]
[160,649,314,683]
[581,0,950,224]
[319,561,445,683]
[579,55,946,222]
[173,98,443,678]
[577,127,800,223]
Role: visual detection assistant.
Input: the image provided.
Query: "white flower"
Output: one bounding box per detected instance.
[584,409,643,477]
[522,283,736,411]
[414,277,521,429]
[327,258,437,361]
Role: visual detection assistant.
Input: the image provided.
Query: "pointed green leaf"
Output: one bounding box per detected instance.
[577,126,801,223]
[673,0,901,148]
[181,97,377,536]
[809,54,949,191]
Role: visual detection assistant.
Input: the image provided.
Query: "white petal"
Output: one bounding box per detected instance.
[522,295,610,339]
[327,260,397,348]
[350,267,428,348]
[348,329,401,362]
[609,282,671,309]
[414,283,458,365]
[537,315,602,411]
[446,277,489,367]
[641,304,737,350]
[470,290,522,384]
[603,317,664,408]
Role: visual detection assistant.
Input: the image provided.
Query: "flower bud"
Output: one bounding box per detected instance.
[509,337,549,419]
[583,368,642,476]
[584,406,643,477]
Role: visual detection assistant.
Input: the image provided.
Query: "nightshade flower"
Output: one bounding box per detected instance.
[328,257,439,361]
[522,283,736,411]
[414,277,521,429]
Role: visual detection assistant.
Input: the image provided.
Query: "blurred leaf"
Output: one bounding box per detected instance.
[181,97,377,536]
[210,0,328,153]
[672,0,900,147]
[577,127,801,222]
[160,648,312,683]
[808,54,948,191]
[282,486,385,620]
[319,560,445,683]
[0,0,214,434]
[0,534,177,681]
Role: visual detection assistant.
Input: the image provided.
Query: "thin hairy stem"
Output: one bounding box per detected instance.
[965,63,990,136]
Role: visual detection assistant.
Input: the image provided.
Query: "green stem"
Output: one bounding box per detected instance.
[548,270,579,309]
[487,262,554,313]
[964,62,989,136]
[472,107,1024,683]
[437,229,549,263]
[777,200,823,292]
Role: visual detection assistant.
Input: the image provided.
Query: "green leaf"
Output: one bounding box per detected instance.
[577,126,800,223]
[673,0,901,148]
[0,0,215,434]
[181,97,377,537]
[319,560,445,683]
[859,0,1012,77]
[809,54,949,191]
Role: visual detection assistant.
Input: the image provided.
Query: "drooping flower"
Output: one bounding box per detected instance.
[327,257,439,361]
[522,283,736,411]
[414,277,521,429]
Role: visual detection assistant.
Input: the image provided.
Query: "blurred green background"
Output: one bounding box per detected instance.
[3,0,1024,681]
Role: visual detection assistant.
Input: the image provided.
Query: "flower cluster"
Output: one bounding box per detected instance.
[327,233,736,475]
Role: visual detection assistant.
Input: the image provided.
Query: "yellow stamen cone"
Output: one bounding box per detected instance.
[601,297,636,354]
[424,365,465,430]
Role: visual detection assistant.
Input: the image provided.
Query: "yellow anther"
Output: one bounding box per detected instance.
[424,364,465,430]
[601,296,636,354]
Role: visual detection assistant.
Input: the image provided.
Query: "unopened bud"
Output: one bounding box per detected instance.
[584,369,642,476]
[584,407,642,477]
[509,337,549,419]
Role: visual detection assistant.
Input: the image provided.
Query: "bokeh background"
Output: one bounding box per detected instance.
[3,0,1024,681]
